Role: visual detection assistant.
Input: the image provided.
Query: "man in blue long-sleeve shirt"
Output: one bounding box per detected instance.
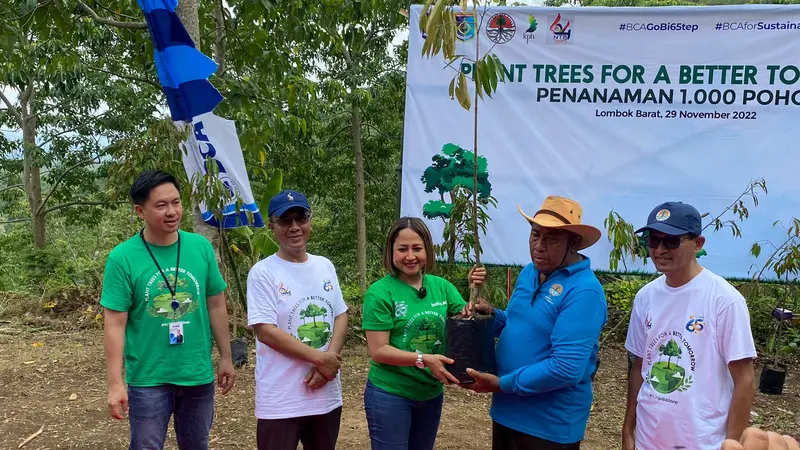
[463,196,608,450]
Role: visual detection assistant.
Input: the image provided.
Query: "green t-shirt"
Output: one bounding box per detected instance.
[362,274,467,401]
[100,230,227,387]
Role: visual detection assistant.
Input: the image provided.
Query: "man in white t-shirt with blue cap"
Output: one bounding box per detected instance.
[247,189,348,450]
[622,201,757,450]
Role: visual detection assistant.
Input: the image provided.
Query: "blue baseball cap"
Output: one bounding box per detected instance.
[636,201,702,236]
[268,189,311,218]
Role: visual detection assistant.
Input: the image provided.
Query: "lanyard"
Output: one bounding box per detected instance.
[140,230,181,301]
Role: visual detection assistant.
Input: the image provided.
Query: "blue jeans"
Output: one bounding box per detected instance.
[363,380,443,450]
[128,382,215,450]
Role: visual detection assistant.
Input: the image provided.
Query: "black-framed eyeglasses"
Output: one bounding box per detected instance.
[271,213,311,228]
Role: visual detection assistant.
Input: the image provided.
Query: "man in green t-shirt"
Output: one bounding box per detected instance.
[100,170,236,449]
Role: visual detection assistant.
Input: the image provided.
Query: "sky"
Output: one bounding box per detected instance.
[0,88,19,140]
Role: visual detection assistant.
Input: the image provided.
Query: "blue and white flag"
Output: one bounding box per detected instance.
[136,0,264,228]
[179,113,265,228]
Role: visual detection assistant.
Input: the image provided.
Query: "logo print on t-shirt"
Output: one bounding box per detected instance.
[290,297,334,349]
[278,283,291,297]
[646,332,696,396]
[403,311,444,354]
[549,284,563,297]
[394,301,408,318]
[323,280,333,292]
[144,269,200,320]
[685,315,705,334]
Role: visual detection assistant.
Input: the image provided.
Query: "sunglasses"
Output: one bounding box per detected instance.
[643,233,692,250]
[271,214,311,228]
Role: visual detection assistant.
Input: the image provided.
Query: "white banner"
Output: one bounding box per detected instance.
[402,4,800,278]
[179,112,264,228]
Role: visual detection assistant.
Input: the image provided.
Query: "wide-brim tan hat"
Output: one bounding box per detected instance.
[518,196,602,250]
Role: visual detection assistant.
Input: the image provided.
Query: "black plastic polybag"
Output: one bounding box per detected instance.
[445,316,496,384]
[231,337,248,368]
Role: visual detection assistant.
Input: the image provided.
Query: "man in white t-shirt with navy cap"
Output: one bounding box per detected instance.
[247,189,348,450]
[622,201,757,450]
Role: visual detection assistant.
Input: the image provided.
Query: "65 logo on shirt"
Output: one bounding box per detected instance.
[685,315,705,334]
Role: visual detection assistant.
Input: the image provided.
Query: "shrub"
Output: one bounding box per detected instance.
[601,276,650,344]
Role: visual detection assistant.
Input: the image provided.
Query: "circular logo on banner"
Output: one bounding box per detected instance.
[219,175,240,203]
[486,13,516,44]
[655,209,671,221]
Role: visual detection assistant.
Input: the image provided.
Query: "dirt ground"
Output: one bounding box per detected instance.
[0,327,798,450]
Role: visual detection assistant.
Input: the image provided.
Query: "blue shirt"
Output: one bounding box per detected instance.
[490,257,607,444]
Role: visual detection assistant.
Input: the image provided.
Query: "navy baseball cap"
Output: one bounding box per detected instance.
[268,190,311,218]
[636,202,702,236]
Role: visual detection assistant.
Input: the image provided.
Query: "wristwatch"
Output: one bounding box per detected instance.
[415,350,425,369]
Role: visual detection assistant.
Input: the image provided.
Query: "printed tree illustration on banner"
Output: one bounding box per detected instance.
[421,143,494,264]
[418,0,507,309]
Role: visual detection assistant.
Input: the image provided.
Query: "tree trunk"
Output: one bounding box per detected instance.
[175,0,199,43]
[468,17,482,308]
[447,191,456,264]
[20,87,45,249]
[174,0,221,259]
[352,102,367,292]
[395,128,404,218]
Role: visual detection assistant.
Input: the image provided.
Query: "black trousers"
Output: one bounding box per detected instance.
[256,406,342,450]
[492,421,581,450]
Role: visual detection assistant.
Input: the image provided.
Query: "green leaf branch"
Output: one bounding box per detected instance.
[605,178,768,273]
[418,0,507,313]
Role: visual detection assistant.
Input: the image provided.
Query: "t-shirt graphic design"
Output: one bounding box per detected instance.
[288,295,334,349]
[646,331,696,396]
[402,309,444,354]
[144,269,201,320]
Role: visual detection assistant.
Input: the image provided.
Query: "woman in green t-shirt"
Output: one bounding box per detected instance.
[361,217,485,450]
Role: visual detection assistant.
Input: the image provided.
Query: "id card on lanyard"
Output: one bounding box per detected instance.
[141,230,184,345]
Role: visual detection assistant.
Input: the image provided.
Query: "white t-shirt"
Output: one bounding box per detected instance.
[625,268,757,450]
[247,254,348,420]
